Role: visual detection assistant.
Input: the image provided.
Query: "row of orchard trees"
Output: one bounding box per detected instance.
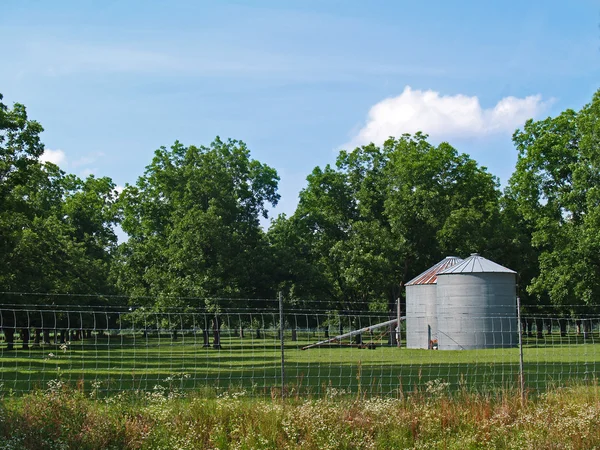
[0,94,119,303]
[1,89,600,344]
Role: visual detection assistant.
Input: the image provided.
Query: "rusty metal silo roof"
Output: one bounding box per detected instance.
[405,256,463,286]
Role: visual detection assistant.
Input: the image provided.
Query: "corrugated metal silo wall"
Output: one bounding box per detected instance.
[436,273,517,350]
[406,284,437,349]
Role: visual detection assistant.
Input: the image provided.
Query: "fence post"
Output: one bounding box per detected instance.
[396,298,402,348]
[517,296,525,404]
[279,291,285,398]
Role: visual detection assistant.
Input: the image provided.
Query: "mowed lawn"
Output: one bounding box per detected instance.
[1,330,599,397]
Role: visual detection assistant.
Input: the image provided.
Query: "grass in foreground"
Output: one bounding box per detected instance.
[1,382,600,449]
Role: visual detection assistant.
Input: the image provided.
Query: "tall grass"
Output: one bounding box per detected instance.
[1,381,600,449]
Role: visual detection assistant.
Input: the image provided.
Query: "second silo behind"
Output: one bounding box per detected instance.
[436,253,517,350]
[405,256,463,349]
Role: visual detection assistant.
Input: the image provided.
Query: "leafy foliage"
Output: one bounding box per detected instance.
[508,90,600,308]
[3,88,600,312]
[115,138,280,308]
[271,133,504,311]
[0,94,120,306]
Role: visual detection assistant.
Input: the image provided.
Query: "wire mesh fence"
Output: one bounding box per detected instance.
[0,298,600,398]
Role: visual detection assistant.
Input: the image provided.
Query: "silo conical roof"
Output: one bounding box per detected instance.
[405,256,463,286]
[438,253,516,275]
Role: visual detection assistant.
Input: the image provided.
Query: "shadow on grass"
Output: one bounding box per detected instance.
[0,337,598,397]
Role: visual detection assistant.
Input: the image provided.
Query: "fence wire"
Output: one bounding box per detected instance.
[0,299,599,398]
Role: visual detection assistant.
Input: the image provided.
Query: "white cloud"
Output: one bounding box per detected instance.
[40,148,67,166]
[115,185,125,195]
[347,86,551,147]
[39,149,107,179]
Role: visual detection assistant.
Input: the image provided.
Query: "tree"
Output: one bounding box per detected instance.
[0,93,121,349]
[272,133,504,316]
[115,138,280,309]
[507,89,600,309]
[384,134,504,271]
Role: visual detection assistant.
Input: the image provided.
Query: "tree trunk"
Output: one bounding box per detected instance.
[527,319,533,337]
[583,320,592,340]
[34,329,41,346]
[291,327,297,342]
[21,328,30,350]
[239,327,244,339]
[255,327,261,339]
[559,318,567,337]
[212,317,221,349]
[43,329,51,344]
[202,329,210,347]
[3,328,15,351]
[172,329,178,341]
[535,318,543,339]
[546,320,552,335]
[60,329,66,344]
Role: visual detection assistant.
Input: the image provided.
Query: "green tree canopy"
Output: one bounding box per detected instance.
[507,89,600,308]
[115,138,280,308]
[0,93,120,306]
[270,133,504,311]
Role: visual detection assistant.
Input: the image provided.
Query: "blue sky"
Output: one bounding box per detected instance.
[2,1,599,221]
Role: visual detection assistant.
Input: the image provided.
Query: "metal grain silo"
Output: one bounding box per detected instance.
[405,257,463,349]
[436,253,517,350]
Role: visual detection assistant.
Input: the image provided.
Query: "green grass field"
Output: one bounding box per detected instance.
[1,329,599,397]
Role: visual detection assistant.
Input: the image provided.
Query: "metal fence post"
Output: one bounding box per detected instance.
[517,296,525,404]
[279,292,285,398]
[397,298,402,348]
